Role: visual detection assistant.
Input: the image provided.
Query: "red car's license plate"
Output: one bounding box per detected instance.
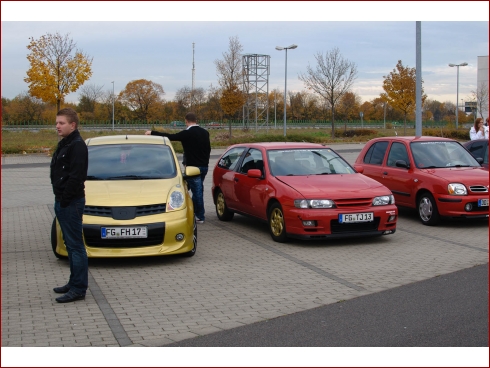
[339,212,374,223]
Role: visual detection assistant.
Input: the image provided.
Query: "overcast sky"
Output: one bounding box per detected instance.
[1,1,489,110]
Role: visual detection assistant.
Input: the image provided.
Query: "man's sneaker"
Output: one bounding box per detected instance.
[196,218,204,224]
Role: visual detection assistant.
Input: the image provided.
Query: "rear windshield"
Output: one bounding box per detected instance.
[87,144,177,180]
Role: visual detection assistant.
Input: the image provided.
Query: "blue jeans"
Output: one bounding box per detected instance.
[186,166,208,221]
[54,197,88,295]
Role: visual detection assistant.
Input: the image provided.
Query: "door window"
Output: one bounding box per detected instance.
[217,147,246,171]
[239,148,264,175]
[387,142,409,167]
[363,141,389,165]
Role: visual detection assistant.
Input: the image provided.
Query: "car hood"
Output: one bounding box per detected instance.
[420,167,488,184]
[277,174,390,198]
[85,178,182,206]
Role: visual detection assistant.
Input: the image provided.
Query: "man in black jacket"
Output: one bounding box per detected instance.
[50,108,89,303]
[145,112,211,223]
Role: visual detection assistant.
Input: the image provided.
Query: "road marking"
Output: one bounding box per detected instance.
[398,227,488,253]
[211,220,366,292]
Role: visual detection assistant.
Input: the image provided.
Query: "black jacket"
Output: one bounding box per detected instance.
[151,125,211,167]
[50,130,88,207]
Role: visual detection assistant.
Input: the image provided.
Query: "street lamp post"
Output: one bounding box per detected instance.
[360,111,364,128]
[448,62,468,129]
[383,102,387,129]
[276,44,297,137]
[111,81,115,131]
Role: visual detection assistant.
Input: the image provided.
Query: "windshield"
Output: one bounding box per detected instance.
[411,141,480,169]
[267,148,356,176]
[87,144,177,180]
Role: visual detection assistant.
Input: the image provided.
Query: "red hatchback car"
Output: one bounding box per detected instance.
[354,136,489,225]
[212,142,398,242]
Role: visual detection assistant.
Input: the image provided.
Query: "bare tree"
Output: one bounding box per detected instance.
[215,36,246,135]
[299,47,357,137]
[471,81,488,119]
[175,86,206,116]
[214,36,244,90]
[175,86,192,110]
[79,83,104,113]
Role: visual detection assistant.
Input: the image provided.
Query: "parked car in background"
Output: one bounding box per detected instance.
[169,121,185,128]
[51,135,201,258]
[354,136,489,225]
[212,142,397,243]
[463,139,488,171]
[206,122,223,129]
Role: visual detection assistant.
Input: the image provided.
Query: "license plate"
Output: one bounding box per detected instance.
[478,198,489,207]
[101,226,148,239]
[339,212,374,223]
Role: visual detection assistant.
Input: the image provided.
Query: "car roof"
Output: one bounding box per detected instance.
[368,136,459,143]
[229,142,330,150]
[85,135,172,146]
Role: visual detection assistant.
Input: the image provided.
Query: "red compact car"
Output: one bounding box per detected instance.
[212,142,398,242]
[354,136,489,225]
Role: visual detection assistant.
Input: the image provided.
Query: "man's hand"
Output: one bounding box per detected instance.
[145,131,152,135]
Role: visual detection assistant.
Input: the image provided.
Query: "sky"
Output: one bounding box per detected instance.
[1,1,489,111]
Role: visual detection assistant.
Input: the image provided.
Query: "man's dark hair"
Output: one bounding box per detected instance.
[57,108,79,128]
[185,112,197,123]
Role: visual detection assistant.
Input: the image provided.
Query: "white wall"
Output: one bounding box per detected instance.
[477,56,489,119]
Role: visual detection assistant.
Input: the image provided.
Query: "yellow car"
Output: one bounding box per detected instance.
[51,135,200,258]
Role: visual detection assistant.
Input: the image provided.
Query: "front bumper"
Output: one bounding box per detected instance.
[436,195,489,218]
[55,211,195,258]
[283,205,398,239]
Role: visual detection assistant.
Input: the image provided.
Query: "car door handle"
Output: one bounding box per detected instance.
[383,172,388,175]
[234,178,239,182]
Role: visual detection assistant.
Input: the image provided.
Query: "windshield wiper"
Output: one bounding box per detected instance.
[316,172,331,175]
[106,175,146,180]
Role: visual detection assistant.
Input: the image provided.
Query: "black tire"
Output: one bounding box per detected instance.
[181,218,197,257]
[417,192,441,226]
[51,217,66,259]
[268,202,288,243]
[215,189,234,221]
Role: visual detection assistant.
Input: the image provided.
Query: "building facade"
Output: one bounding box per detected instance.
[477,55,488,119]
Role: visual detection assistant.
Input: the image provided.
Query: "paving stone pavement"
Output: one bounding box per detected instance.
[1,144,488,351]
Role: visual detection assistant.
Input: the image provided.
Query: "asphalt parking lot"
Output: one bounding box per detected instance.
[1,144,488,362]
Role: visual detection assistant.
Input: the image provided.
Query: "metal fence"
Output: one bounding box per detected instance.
[1,119,454,131]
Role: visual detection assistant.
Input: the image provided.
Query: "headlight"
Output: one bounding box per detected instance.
[294,199,335,208]
[448,183,467,195]
[372,195,395,206]
[167,190,185,211]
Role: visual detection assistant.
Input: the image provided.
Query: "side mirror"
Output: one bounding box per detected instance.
[183,166,201,180]
[476,157,484,164]
[395,160,410,169]
[247,169,263,179]
[354,165,364,173]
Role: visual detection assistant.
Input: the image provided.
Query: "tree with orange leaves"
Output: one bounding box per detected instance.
[24,32,92,111]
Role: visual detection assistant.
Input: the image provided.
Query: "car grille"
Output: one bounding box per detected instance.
[469,185,488,193]
[334,198,373,207]
[330,218,380,233]
[84,204,166,218]
[83,223,164,248]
